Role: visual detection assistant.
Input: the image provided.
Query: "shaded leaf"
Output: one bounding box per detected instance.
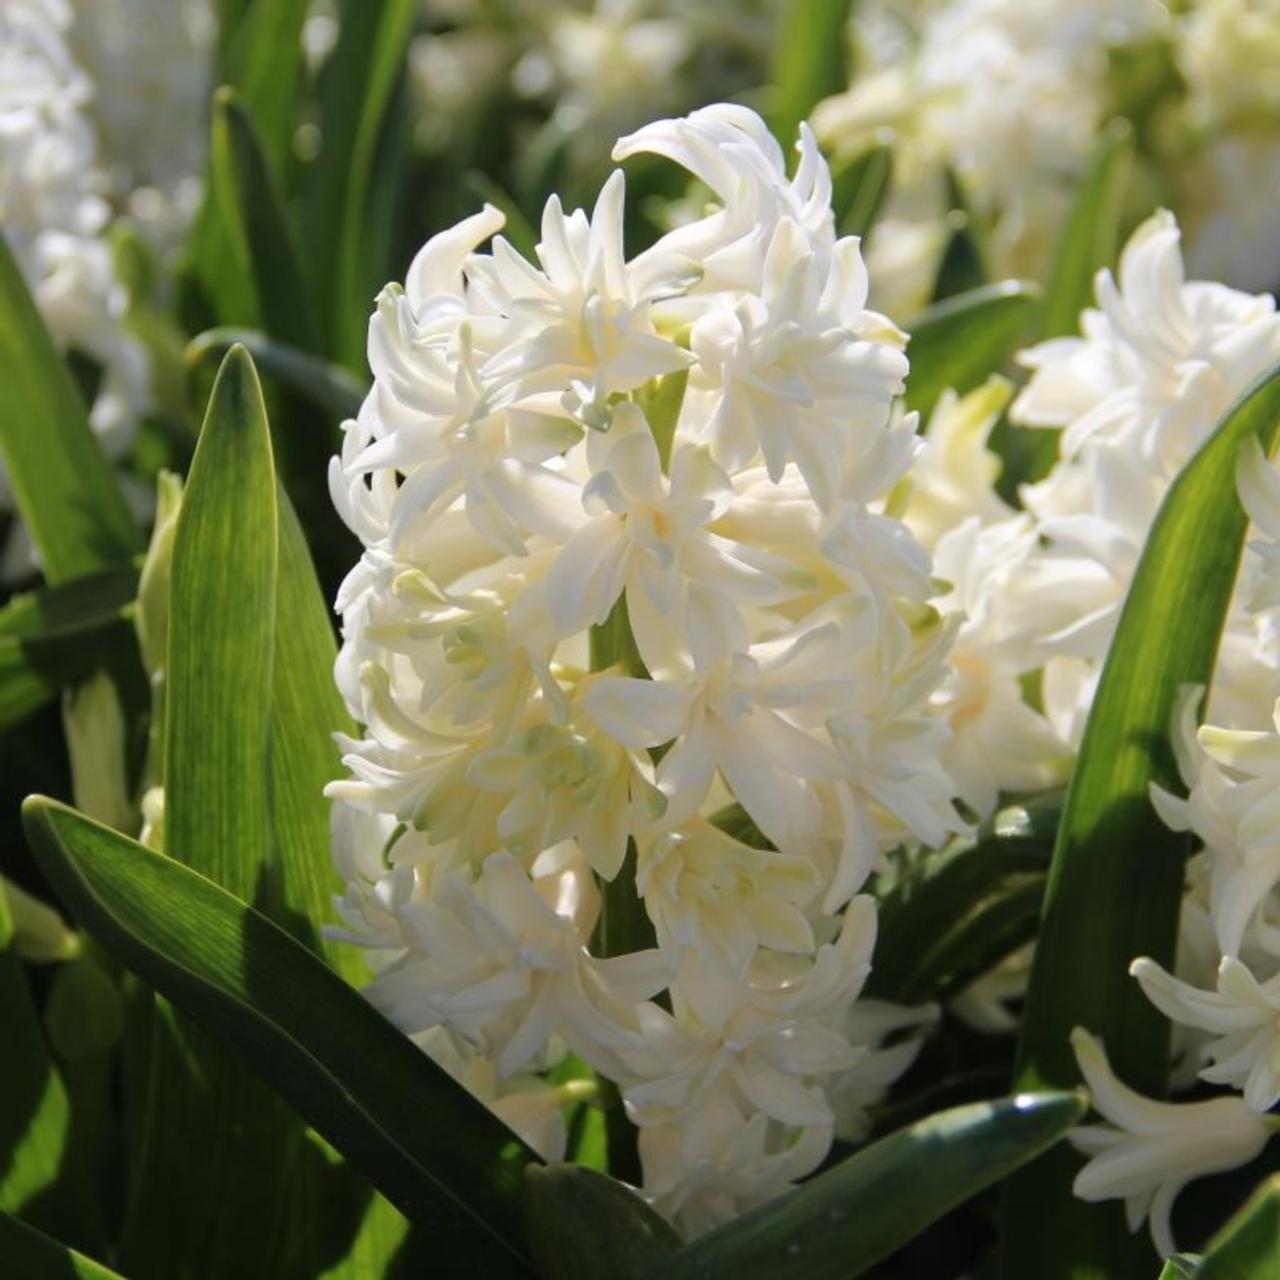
[0,878,98,1253]
[659,1092,1085,1280]
[0,568,138,731]
[307,0,417,367]
[210,88,317,351]
[187,328,368,422]
[523,1164,679,1280]
[870,791,1061,1004]
[22,797,540,1275]
[0,1208,123,1280]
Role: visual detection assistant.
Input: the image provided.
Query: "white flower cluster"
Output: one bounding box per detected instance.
[916,209,1280,1253]
[326,103,963,1234]
[0,0,214,576]
[1173,0,1280,291]
[68,0,215,257]
[811,0,1166,316]
[0,0,150,464]
[812,0,1280,319]
[410,0,776,175]
[903,210,1280,825]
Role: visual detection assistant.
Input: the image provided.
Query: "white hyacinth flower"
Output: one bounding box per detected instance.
[1132,954,1280,1113]
[328,103,962,1233]
[0,0,151,466]
[1069,1027,1275,1257]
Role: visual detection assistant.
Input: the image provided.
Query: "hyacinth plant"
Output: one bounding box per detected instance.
[4,3,1280,1280]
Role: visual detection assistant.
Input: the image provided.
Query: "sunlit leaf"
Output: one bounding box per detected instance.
[904,281,1042,419]
[0,1208,123,1280]
[0,238,142,583]
[1000,362,1280,1279]
[769,0,854,147]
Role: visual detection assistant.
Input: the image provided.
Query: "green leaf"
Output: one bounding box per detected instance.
[1160,1258,1204,1280]
[931,171,990,303]
[21,797,540,1274]
[769,0,854,147]
[523,1164,680,1280]
[121,345,294,1277]
[659,1092,1085,1280]
[0,568,138,730]
[220,0,311,174]
[834,142,892,238]
[210,88,317,351]
[307,0,417,367]
[186,328,368,421]
[182,0,310,328]
[165,344,278,896]
[268,490,362,982]
[0,879,98,1253]
[1042,120,1134,341]
[903,281,1041,420]
[869,791,1061,1004]
[0,1208,124,1280]
[1000,362,1280,1279]
[1196,1175,1280,1279]
[0,237,142,582]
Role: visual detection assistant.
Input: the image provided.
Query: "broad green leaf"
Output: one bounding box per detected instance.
[307,0,417,367]
[210,88,317,351]
[268,491,362,982]
[0,237,142,582]
[1042,120,1134,341]
[318,1189,414,1280]
[869,791,1060,1004]
[187,328,368,421]
[1000,363,1280,1280]
[522,1165,680,1280]
[0,880,98,1253]
[659,1092,1085,1280]
[0,1208,123,1280]
[1159,1260,1203,1280]
[769,0,854,147]
[123,345,292,1277]
[1196,1175,1280,1279]
[165,344,277,896]
[903,281,1041,420]
[21,797,540,1274]
[833,142,892,238]
[0,568,138,731]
